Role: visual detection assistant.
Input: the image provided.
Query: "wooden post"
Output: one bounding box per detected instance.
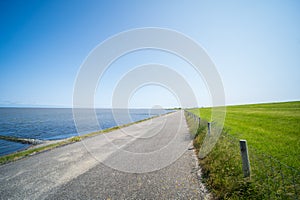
[240,140,251,178]
[207,122,211,135]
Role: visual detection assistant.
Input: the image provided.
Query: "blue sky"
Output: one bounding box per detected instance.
[0,0,299,108]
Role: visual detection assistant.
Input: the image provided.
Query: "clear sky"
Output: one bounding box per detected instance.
[0,0,299,108]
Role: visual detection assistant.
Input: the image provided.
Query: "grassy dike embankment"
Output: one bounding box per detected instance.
[186,101,300,199]
[0,112,172,165]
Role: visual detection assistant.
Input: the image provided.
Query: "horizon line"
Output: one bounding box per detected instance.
[0,99,299,109]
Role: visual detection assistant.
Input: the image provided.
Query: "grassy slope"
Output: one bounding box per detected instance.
[190,101,300,169]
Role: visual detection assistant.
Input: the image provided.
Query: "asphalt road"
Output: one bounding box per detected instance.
[0,111,210,199]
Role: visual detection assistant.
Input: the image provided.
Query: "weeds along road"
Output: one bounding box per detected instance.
[0,111,209,199]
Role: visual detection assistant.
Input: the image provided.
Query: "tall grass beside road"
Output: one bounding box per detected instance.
[186,101,300,199]
[190,101,300,169]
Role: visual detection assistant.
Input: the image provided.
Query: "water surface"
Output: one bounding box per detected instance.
[0,108,170,156]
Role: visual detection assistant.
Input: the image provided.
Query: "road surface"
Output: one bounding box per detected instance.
[0,111,210,199]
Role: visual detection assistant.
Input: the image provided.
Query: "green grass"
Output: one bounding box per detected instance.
[190,101,300,169]
[186,101,300,199]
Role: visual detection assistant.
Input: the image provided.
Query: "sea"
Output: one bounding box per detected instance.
[0,108,170,156]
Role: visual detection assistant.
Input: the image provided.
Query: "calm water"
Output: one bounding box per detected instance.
[0,108,170,156]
